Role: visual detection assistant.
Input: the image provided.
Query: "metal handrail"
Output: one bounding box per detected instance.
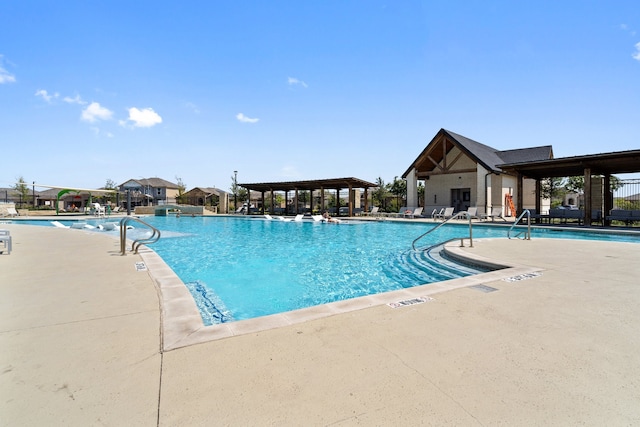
[412,211,473,251]
[120,217,161,255]
[508,209,531,240]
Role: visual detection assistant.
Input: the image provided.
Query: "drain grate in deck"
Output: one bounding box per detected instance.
[470,284,498,293]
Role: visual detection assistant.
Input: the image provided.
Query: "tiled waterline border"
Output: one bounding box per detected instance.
[139,239,541,352]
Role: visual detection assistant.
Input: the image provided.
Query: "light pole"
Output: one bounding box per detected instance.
[32,181,36,208]
[234,170,237,213]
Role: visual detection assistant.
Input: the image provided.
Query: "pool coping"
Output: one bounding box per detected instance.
[139,238,542,352]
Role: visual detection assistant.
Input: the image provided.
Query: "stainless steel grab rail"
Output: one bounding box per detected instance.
[120,217,161,255]
[508,209,531,240]
[412,212,473,251]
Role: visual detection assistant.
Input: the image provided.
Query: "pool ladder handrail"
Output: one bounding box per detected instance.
[120,217,161,255]
[412,211,473,251]
[508,209,531,240]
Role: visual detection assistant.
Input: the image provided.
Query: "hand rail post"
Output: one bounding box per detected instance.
[468,213,473,247]
[508,209,531,240]
[119,216,161,255]
[412,211,474,251]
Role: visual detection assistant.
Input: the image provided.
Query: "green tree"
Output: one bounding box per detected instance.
[298,190,310,209]
[230,173,239,209]
[238,188,248,203]
[103,178,117,203]
[417,182,425,206]
[540,177,566,207]
[175,176,186,204]
[566,175,623,193]
[13,176,29,208]
[372,177,389,211]
[389,176,406,210]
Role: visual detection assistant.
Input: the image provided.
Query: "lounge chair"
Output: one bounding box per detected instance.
[361,206,379,217]
[0,229,12,255]
[458,206,479,220]
[481,207,506,222]
[466,207,479,219]
[93,203,105,217]
[293,214,304,222]
[434,207,454,221]
[5,207,19,217]
[383,206,407,218]
[404,207,423,218]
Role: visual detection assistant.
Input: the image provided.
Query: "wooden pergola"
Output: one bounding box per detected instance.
[238,177,378,216]
[498,149,640,226]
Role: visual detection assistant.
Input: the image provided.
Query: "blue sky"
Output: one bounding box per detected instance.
[1,0,639,191]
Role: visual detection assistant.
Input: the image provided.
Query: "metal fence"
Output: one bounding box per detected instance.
[613,179,640,209]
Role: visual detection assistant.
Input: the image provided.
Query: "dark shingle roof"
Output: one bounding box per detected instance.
[497,146,554,165]
[403,128,554,178]
[442,129,553,172]
[119,177,179,189]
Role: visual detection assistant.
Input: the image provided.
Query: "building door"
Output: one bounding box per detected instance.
[451,188,470,212]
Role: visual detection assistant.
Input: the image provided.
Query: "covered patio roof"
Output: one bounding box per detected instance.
[238,177,378,216]
[498,149,640,226]
[498,149,640,179]
[238,177,377,193]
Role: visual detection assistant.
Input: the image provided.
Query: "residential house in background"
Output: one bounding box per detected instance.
[118,177,180,207]
[403,129,554,217]
[182,187,229,214]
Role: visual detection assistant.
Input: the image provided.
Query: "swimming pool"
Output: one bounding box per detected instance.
[10,216,640,325]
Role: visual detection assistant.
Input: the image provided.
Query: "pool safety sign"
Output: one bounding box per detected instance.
[388,296,433,309]
[135,262,147,272]
[502,271,542,282]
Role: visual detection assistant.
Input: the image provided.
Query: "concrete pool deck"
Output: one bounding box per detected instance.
[1,222,640,425]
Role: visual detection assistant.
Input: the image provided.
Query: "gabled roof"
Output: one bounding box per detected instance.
[183,187,228,196]
[119,177,179,189]
[403,128,553,178]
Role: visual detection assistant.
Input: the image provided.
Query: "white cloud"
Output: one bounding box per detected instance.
[620,23,636,36]
[125,107,162,128]
[81,102,113,122]
[288,77,308,88]
[633,42,640,61]
[35,89,59,103]
[0,55,16,84]
[236,113,259,123]
[90,127,114,138]
[63,94,86,105]
[185,102,200,114]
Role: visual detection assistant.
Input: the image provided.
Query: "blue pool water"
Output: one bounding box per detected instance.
[10,216,640,324]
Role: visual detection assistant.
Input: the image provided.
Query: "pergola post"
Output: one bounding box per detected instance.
[604,174,612,226]
[584,168,592,226]
[270,190,275,215]
[535,179,542,223]
[363,187,369,213]
[516,173,524,215]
